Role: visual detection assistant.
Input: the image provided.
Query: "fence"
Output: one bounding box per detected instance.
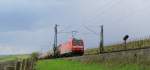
[0,58,36,70]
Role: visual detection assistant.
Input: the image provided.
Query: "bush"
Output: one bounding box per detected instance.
[31,52,39,61]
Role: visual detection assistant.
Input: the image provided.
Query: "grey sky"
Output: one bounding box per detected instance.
[0,0,150,55]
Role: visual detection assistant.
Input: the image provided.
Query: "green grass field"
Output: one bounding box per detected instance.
[0,54,30,62]
[36,59,146,70]
[0,55,17,62]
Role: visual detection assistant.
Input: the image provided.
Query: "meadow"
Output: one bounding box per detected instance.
[35,38,150,70]
[35,59,147,70]
[0,54,30,62]
[0,55,17,62]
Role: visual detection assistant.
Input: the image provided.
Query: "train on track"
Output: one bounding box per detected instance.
[38,37,84,59]
[55,38,84,57]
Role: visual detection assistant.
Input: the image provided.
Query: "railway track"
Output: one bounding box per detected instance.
[64,46,150,64]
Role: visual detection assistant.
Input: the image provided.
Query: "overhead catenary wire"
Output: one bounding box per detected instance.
[58,25,73,33]
[84,0,122,25]
[82,24,99,35]
[87,0,122,18]
[85,0,150,26]
[81,0,150,39]
[111,4,150,24]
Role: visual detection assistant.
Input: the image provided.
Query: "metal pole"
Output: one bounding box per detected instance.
[124,40,127,50]
[53,24,58,56]
[100,25,104,53]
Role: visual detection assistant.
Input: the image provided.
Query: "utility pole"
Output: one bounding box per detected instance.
[99,25,104,53]
[53,24,58,56]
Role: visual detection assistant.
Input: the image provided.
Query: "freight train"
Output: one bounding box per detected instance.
[55,38,84,57]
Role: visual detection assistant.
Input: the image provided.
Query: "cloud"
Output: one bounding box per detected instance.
[0,44,30,55]
[1,0,150,55]
[80,0,150,44]
[0,0,67,32]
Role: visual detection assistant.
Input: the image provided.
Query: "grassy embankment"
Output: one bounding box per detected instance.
[36,59,149,70]
[85,38,150,54]
[36,39,150,70]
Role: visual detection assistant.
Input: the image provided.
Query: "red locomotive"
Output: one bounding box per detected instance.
[56,38,84,57]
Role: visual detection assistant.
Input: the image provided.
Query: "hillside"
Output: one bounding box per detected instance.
[85,38,150,54]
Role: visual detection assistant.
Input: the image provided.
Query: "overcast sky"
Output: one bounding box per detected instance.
[0,0,150,55]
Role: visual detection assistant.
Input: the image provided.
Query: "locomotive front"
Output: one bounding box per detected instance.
[72,38,84,55]
[58,38,84,57]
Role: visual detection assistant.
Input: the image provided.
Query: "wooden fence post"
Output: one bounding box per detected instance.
[16,61,21,70]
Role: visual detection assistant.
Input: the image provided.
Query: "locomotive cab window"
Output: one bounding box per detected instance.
[72,39,83,46]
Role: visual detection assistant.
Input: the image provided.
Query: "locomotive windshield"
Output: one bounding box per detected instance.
[72,38,83,46]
